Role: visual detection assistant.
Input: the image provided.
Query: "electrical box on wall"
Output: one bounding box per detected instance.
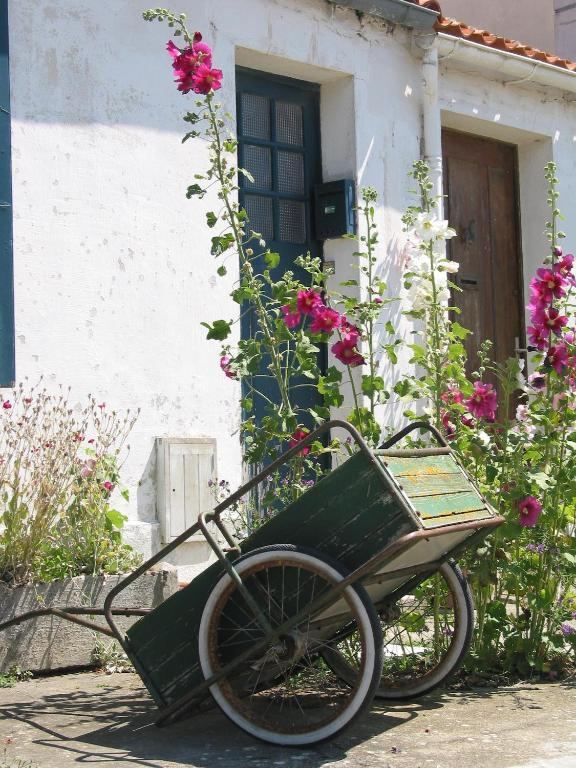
[314,179,356,240]
[156,438,216,543]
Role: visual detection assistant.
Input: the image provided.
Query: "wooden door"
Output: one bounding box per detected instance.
[442,130,524,376]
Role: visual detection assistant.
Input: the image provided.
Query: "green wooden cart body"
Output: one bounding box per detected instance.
[126,447,498,708]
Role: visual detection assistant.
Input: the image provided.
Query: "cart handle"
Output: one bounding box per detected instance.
[379,420,449,450]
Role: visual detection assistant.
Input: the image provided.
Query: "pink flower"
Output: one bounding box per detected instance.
[532,307,568,336]
[544,344,568,374]
[102,481,114,492]
[339,318,360,345]
[310,306,341,335]
[441,410,456,438]
[441,385,464,405]
[281,304,301,329]
[527,325,550,351]
[464,381,498,422]
[518,496,542,528]
[297,289,323,315]
[533,268,566,303]
[373,297,383,305]
[191,64,223,95]
[98,402,106,410]
[555,253,575,282]
[461,413,476,428]
[2,400,11,410]
[332,339,365,367]
[289,428,310,456]
[80,459,96,478]
[220,355,237,380]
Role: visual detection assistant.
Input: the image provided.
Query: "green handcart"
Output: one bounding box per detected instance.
[0,420,502,746]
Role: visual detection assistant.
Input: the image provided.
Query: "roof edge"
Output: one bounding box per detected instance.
[327,0,439,30]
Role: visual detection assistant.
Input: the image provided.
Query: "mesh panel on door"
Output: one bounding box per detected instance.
[243,144,272,190]
[244,195,274,241]
[241,93,271,140]
[276,101,303,146]
[277,150,304,195]
[279,199,306,243]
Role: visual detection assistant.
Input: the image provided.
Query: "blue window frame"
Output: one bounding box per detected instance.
[0,0,13,387]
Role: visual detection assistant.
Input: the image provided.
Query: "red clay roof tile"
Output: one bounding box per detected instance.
[406,0,576,73]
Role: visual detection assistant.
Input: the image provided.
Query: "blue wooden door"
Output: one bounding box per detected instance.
[236,69,324,433]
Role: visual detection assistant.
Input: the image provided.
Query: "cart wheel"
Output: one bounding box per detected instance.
[198,544,383,746]
[321,560,474,700]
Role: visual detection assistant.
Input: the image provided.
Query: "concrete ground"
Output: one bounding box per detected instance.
[0,671,575,768]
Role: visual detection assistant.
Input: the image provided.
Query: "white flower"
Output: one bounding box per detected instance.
[437,260,460,274]
[476,430,491,448]
[413,213,457,243]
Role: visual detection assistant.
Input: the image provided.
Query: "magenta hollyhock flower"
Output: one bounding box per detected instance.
[191,64,223,94]
[544,344,569,374]
[532,307,569,336]
[297,289,323,315]
[461,413,476,428]
[527,325,550,351]
[555,253,575,282]
[533,268,567,303]
[220,355,237,380]
[441,410,456,438]
[332,339,365,367]
[310,305,341,334]
[281,304,301,329]
[528,371,547,391]
[464,381,498,421]
[441,385,464,405]
[289,428,310,456]
[373,297,383,305]
[518,495,542,528]
[2,400,11,410]
[102,481,114,492]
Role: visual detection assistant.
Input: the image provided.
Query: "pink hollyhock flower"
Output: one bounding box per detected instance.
[516,404,529,421]
[555,253,575,282]
[220,355,237,380]
[535,267,567,302]
[544,344,568,374]
[553,246,563,258]
[281,304,301,329]
[2,400,11,410]
[297,289,323,315]
[461,413,476,428]
[332,339,365,367]
[527,325,550,351]
[441,410,456,438]
[339,318,360,345]
[191,64,223,94]
[373,297,383,305]
[441,385,464,405]
[310,306,341,334]
[102,481,114,492]
[518,495,542,528]
[532,307,568,336]
[464,381,498,421]
[552,392,568,410]
[528,371,547,391]
[80,459,96,478]
[289,428,310,456]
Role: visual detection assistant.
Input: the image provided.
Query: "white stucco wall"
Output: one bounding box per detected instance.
[5,0,425,569]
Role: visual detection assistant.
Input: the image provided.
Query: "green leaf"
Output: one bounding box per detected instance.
[362,375,385,397]
[485,464,498,484]
[120,488,130,502]
[106,508,127,530]
[201,319,232,341]
[211,233,235,256]
[206,211,218,228]
[385,321,395,335]
[451,322,471,340]
[264,251,280,269]
[217,265,227,277]
[186,184,205,199]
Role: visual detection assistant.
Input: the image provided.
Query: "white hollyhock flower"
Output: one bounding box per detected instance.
[437,260,460,274]
[413,213,457,242]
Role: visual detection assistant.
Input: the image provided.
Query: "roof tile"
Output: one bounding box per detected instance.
[406,1,576,73]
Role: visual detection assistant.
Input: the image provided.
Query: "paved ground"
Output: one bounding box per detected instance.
[0,671,575,768]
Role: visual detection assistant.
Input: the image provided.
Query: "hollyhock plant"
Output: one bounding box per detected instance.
[464,381,498,421]
[332,339,364,367]
[220,355,237,379]
[518,496,542,528]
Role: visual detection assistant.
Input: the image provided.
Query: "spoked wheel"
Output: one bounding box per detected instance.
[321,561,474,700]
[198,545,383,746]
